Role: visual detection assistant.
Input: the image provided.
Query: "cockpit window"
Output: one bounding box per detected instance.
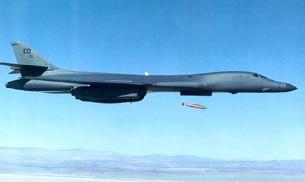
[252,73,268,79]
[260,75,267,79]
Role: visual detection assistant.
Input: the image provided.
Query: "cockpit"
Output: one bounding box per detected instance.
[252,73,267,79]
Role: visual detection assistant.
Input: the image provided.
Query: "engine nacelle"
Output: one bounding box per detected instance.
[71,85,146,103]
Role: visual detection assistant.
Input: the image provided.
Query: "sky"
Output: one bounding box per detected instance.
[0,0,304,160]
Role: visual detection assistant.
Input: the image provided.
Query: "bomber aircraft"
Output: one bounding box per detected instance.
[0,41,297,103]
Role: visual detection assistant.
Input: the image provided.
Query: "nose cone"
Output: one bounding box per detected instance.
[285,83,297,92]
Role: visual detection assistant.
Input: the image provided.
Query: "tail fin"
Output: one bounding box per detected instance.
[11,41,57,70]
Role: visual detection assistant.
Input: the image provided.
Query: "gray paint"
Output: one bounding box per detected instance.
[0,41,297,103]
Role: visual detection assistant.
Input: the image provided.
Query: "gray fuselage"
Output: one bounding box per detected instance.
[6,70,296,94]
[2,41,297,104]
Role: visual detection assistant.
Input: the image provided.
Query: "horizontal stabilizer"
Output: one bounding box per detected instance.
[0,62,48,77]
[9,70,21,74]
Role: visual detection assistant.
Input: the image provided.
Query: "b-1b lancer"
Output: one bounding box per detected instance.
[0,41,297,104]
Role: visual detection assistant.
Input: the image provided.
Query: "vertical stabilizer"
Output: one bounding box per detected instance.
[11,41,57,69]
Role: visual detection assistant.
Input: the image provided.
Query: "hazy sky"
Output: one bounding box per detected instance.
[0,0,304,160]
